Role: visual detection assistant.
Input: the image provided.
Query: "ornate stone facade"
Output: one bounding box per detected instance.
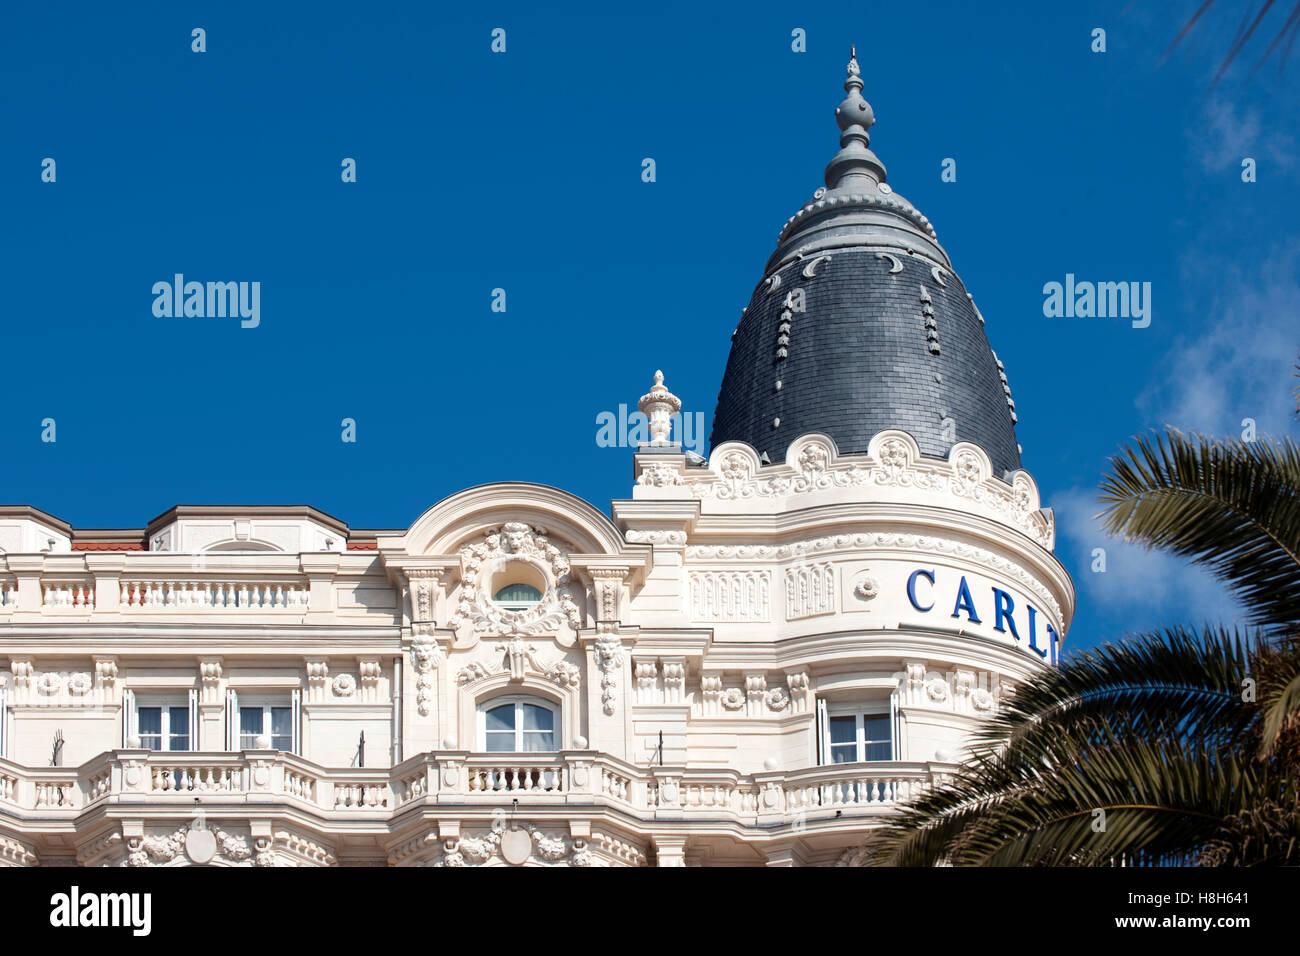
[0,56,1074,867]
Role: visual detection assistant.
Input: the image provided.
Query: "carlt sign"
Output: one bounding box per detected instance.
[906,568,1059,664]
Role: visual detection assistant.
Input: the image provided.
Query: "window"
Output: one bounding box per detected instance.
[240,705,293,751]
[820,700,895,763]
[493,583,542,611]
[137,703,191,752]
[479,697,558,752]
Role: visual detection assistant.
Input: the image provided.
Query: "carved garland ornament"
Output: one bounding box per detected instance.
[454,640,582,690]
[447,523,582,637]
[127,825,271,867]
[434,826,593,867]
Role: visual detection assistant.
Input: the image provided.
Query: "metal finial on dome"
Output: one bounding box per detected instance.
[825,46,886,190]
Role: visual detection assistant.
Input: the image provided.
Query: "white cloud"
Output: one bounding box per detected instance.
[1194,99,1296,174]
[1053,485,1247,636]
[1138,241,1300,438]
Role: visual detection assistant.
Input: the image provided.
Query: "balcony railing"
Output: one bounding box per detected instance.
[0,553,322,618]
[0,751,955,826]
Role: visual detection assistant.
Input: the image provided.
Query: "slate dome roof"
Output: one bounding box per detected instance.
[710,49,1022,477]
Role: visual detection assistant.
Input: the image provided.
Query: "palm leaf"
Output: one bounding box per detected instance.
[1098,429,1300,633]
[970,627,1255,757]
[868,718,1263,866]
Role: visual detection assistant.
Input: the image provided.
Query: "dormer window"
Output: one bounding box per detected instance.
[493,582,542,612]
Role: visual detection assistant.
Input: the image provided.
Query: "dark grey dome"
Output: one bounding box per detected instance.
[710,50,1021,477]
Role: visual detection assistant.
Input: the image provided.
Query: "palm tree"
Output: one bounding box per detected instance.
[860,428,1300,866]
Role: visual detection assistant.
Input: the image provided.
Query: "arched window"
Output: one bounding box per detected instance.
[478,696,558,752]
[493,582,542,611]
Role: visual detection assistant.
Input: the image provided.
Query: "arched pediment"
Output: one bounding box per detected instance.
[384,482,628,557]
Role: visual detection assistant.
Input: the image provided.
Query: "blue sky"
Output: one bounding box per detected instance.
[1,2,1296,654]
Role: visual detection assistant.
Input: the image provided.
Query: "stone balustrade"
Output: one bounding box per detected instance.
[0,752,955,828]
[0,553,328,617]
[119,579,308,610]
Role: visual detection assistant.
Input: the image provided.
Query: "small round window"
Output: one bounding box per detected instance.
[493,582,542,611]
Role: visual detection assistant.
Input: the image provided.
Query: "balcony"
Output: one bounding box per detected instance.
[0,751,957,830]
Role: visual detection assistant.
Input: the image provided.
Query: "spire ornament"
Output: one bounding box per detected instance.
[637,370,682,446]
[825,46,887,189]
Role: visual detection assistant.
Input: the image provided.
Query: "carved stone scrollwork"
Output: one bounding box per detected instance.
[128,825,261,866]
[433,826,587,867]
[637,462,684,487]
[447,523,582,637]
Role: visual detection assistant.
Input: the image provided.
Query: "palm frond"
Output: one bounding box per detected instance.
[1098,429,1300,633]
[971,627,1255,757]
[867,719,1264,866]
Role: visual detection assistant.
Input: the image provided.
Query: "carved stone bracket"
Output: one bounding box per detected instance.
[593,634,625,716]
[410,631,444,718]
[408,569,443,626]
[588,566,630,627]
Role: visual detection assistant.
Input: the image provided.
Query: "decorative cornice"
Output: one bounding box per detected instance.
[664,431,1052,549]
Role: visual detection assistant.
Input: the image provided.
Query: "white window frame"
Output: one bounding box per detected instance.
[234,691,300,753]
[476,695,560,753]
[822,699,896,763]
[134,695,196,752]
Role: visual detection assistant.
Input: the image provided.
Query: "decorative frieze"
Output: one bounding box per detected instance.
[689,570,771,622]
[689,531,1061,623]
[785,562,835,619]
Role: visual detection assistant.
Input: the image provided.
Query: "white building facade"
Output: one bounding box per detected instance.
[0,55,1073,867]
